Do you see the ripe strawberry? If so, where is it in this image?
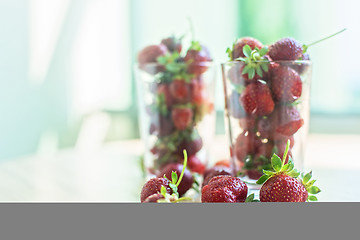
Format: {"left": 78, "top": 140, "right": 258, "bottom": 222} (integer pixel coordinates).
{"left": 190, "top": 77, "right": 206, "bottom": 105}
{"left": 230, "top": 37, "right": 263, "bottom": 60}
{"left": 202, "top": 166, "right": 232, "bottom": 187}
{"left": 175, "top": 136, "right": 203, "bottom": 156}
{"left": 270, "top": 65, "right": 302, "bottom": 103}
{"left": 149, "top": 114, "right": 174, "bottom": 137}
{"left": 184, "top": 42, "right": 212, "bottom": 75}
{"left": 137, "top": 44, "right": 168, "bottom": 73}
{"left": 268, "top": 37, "right": 303, "bottom": 61}
{"left": 292, "top": 52, "right": 311, "bottom": 74}
{"left": 256, "top": 116, "right": 276, "bottom": 139}
{"left": 234, "top": 131, "right": 261, "bottom": 162}
{"left": 157, "top": 163, "right": 193, "bottom": 197}
{"left": 169, "top": 79, "right": 191, "bottom": 103}
{"left": 140, "top": 177, "right": 172, "bottom": 202}
{"left": 157, "top": 83, "right": 174, "bottom": 107}
{"left": 257, "top": 140, "right": 321, "bottom": 202}
{"left": 271, "top": 105, "right": 304, "bottom": 136}
{"left": 171, "top": 107, "right": 193, "bottom": 130}
{"left": 239, "top": 116, "right": 257, "bottom": 131}
{"left": 143, "top": 193, "right": 166, "bottom": 203}
{"left": 240, "top": 81, "right": 275, "bottom": 116}
{"left": 186, "top": 155, "right": 205, "bottom": 174}
{"left": 161, "top": 36, "right": 182, "bottom": 53}
{"left": 201, "top": 175, "right": 248, "bottom": 203}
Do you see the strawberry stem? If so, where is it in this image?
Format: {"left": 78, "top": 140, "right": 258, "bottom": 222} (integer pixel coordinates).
{"left": 303, "top": 28, "right": 346, "bottom": 52}
{"left": 176, "top": 150, "right": 188, "bottom": 187}
{"left": 282, "top": 139, "right": 290, "bottom": 166}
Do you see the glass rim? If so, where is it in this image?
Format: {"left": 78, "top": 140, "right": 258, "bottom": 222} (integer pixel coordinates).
{"left": 136, "top": 61, "right": 214, "bottom": 68}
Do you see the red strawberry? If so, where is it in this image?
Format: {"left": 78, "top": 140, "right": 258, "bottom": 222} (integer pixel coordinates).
{"left": 201, "top": 175, "right": 248, "bottom": 203}
{"left": 157, "top": 163, "right": 193, "bottom": 197}
{"left": 239, "top": 116, "right": 257, "bottom": 131}
{"left": 186, "top": 155, "right": 205, "bottom": 174}
{"left": 271, "top": 105, "right": 304, "bottom": 136}
{"left": 190, "top": 77, "right": 206, "bottom": 105}
{"left": 256, "top": 141, "right": 275, "bottom": 159}
{"left": 175, "top": 136, "right": 203, "bottom": 156}
{"left": 143, "top": 193, "right": 165, "bottom": 203}
{"left": 231, "top": 37, "right": 263, "bottom": 60}
{"left": 270, "top": 65, "right": 302, "bottom": 103}
{"left": 184, "top": 43, "right": 212, "bottom": 75}
{"left": 234, "top": 131, "right": 261, "bottom": 162}
{"left": 272, "top": 133, "right": 295, "bottom": 148}
{"left": 169, "top": 79, "right": 191, "bottom": 103}
{"left": 149, "top": 114, "right": 174, "bottom": 137}
{"left": 140, "top": 177, "right": 172, "bottom": 202}
{"left": 161, "top": 36, "right": 182, "bottom": 53}
{"left": 202, "top": 166, "right": 232, "bottom": 187}
{"left": 257, "top": 140, "right": 321, "bottom": 202}
{"left": 137, "top": 44, "right": 168, "bottom": 73}
{"left": 240, "top": 81, "right": 275, "bottom": 116}
{"left": 268, "top": 37, "right": 303, "bottom": 61}
{"left": 157, "top": 83, "right": 174, "bottom": 107}
{"left": 246, "top": 169, "right": 263, "bottom": 180}
{"left": 256, "top": 116, "right": 276, "bottom": 139}
{"left": 171, "top": 107, "right": 193, "bottom": 130}
{"left": 292, "top": 52, "right": 311, "bottom": 74}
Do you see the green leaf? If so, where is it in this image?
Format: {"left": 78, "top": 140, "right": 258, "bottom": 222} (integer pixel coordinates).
{"left": 248, "top": 68, "right": 255, "bottom": 80}
{"left": 171, "top": 171, "right": 178, "bottom": 184}
{"left": 255, "top": 65, "right": 263, "bottom": 77}
{"left": 286, "top": 159, "right": 295, "bottom": 172}
{"left": 169, "top": 183, "right": 178, "bottom": 193}
{"left": 308, "top": 195, "right": 318, "bottom": 201}
{"left": 256, "top": 175, "right": 270, "bottom": 184}
{"left": 303, "top": 172, "right": 312, "bottom": 184}
{"left": 308, "top": 186, "right": 321, "bottom": 194}
{"left": 271, "top": 154, "right": 282, "bottom": 172}
{"left": 226, "top": 48, "right": 232, "bottom": 60}
{"left": 157, "top": 56, "right": 168, "bottom": 65}
{"left": 241, "top": 64, "right": 252, "bottom": 75}
{"left": 287, "top": 169, "right": 300, "bottom": 178}
{"left": 160, "top": 185, "right": 167, "bottom": 197}
{"left": 259, "top": 46, "right": 269, "bottom": 56}
{"left": 243, "top": 45, "right": 252, "bottom": 58}
{"left": 245, "top": 193, "right": 255, "bottom": 202}
{"left": 260, "top": 62, "right": 269, "bottom": 72}
{"left": 306, "top": 179, "right": 316, "bottom": 188}
{"left": 262, "top": 170, "right": 274, "bottom": 175}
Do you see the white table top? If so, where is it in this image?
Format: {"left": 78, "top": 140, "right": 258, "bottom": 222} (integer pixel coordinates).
{"left": 0, "top": 134, "right": 359, "bottom": 202}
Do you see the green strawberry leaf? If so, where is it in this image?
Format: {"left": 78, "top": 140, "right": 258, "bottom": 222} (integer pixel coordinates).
{"left": 271, "top": 154, "right": 282, "bottom": 172}
{"left": 171, "top": 171, "right": 178, "bottom": 184}
{"left": 303, "top": 171, "right": 312, "bottom": 184}
{"left": 308, "top": 195, "right": 318, "bottom": 201}
{"left": 243, "top": 45, "right": 252, "bottom": 58}
{"left": 248, "top": 68, "right": 255, "bottom": 80}
{"left": 306, "top": 179, "right": 316, "bottom": 188}
{"left": 256, "top": 174, "right": 270, "bottom": 184}
{"left": 157, "top": 56, "right": 168, "bottom": 65}
{"left": 226, "top": 48, "right": 232, "bottom": 60}
{"left": 255, "top": 65, "right": 263, "bottom": 77}
{"left": 287, "top": 169, "right": 300, "bottom": 178}
{"left": 242, "top": 64, "right": 252, "bottom": 75}
{"left": 245, "top": 193, "right": 255, "bottom": 202}
{"left": 262, "top": 170, "right": 275, "bottom": 175}
{"left": 160, "top": 185, "right": 167, "bottom": 197}
{"left": 260, "top": 62, "right": 269, "bottom": 72}
{"left": 259, "top": 46, "right": 269, "bottom": 56}
{"left": 169, "top": 183, "right": 178, "bottom": 193}
{"left": 308, "top": 186, "right": 321, "bottom": 194}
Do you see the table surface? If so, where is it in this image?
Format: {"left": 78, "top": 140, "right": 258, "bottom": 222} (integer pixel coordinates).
{"left": 1, "top": 134, "right": 359, "bottom": 202}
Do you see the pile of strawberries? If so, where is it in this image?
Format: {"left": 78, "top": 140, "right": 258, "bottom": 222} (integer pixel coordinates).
{"left": 225, "top": 36, "right": 311, "bottom": 180}
{"left": 140, "top": 143, "right": 320, "bottom": 203}
{"left": 137, "top": 36, "right": 213, "bottom": 173}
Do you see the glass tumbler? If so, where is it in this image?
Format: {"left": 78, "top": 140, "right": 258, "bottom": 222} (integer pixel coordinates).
{"left": 221, "top": 60, "right": 311, "bottom": 183}
{"left": 135, "top": 62, "right": 216, "bottom": 177}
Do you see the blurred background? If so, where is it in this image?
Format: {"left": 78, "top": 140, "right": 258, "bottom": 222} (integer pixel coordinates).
{"left": 1, "top": 0, "right": 360, "bottom": 162}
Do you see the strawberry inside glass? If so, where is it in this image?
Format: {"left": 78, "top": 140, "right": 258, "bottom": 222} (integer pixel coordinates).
{"left": 222, "top": 37, "right": 312, "bottom": 183}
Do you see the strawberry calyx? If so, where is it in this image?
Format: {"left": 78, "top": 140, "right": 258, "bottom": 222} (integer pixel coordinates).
{"left": 236, "top": 45, "right": 270, "bottom": 80}
{"left": 159, "top": 150, "right": 193, "bottom": 203}
{"left": 300, "top": 171, "right": 321, "bottom": 202}
{"left": 256, "top": 140, "right": 321, "bottom": 202}
{"left": 245, "top": 193, "right": 260, "bottom": 202}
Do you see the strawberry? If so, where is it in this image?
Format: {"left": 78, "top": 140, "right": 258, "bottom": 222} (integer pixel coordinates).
{"left": 240, "top": 81, "right": 275, "bottom": 116}
{"left": 292, "top": 52, "right": 311, "bottom": 74}
{"left": 186, "top": 155, "right": 205, "bottom": 174}
{"left": 256, "top": 116, "right": 276, "bottom": 139}
{"left": 157, "top": 163, "right": 193, "bottom": 196}
{"left": 239, "top": 116, "right": 257, "bottom": 131}
{"left": 201, "top": 175, "right": 248, "bottom": 203}
{"left": 202, "top": 166, "right": 232, "bottom": 187}
{"left": 175, "top": 136, "right": 203, "bottom": 156}
{"left": 161, "top": 36, "right": 182, "bottom": 53}
{"left": 149, "top": 114, "right": 174, "bottom": 137}
{"left": 190, "top": 77, "right": 206, "bottom": 105}
{"left": 140, "top": 177, "right": 172, "bottom": 202}
{"left": 234, "top": 131, "right": 261, "bottom": 162}
{"left": 143, "top": 193, "right": 166, "bottom": 203}
{"left": 271, "top": 105, "right": 304, "bottom": 136}
{"left": 257, "top": 140, "right": 321, "bottom": 202}
{"left": 268, "top": 37, "right": 303, "bottom": 61}
{"left": 137, "top": 44, "right": 168, "bottom": 73}
{"left": 169, "top": 79, "right": 191, "bottom": 103}
{"left": 157, "top": 83, "right": 174, "bottom": 107}
{"left": 270, "top": 65, "right": 302, "bottom": 103}
{"left": 228, "top": 37, "right": 263, "bottom": 60}
{"left": 171, "top": 106, "right": 193, "bottom": 130}
{"left": 184, "top": 41, "right": 212, "bottom": 75}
